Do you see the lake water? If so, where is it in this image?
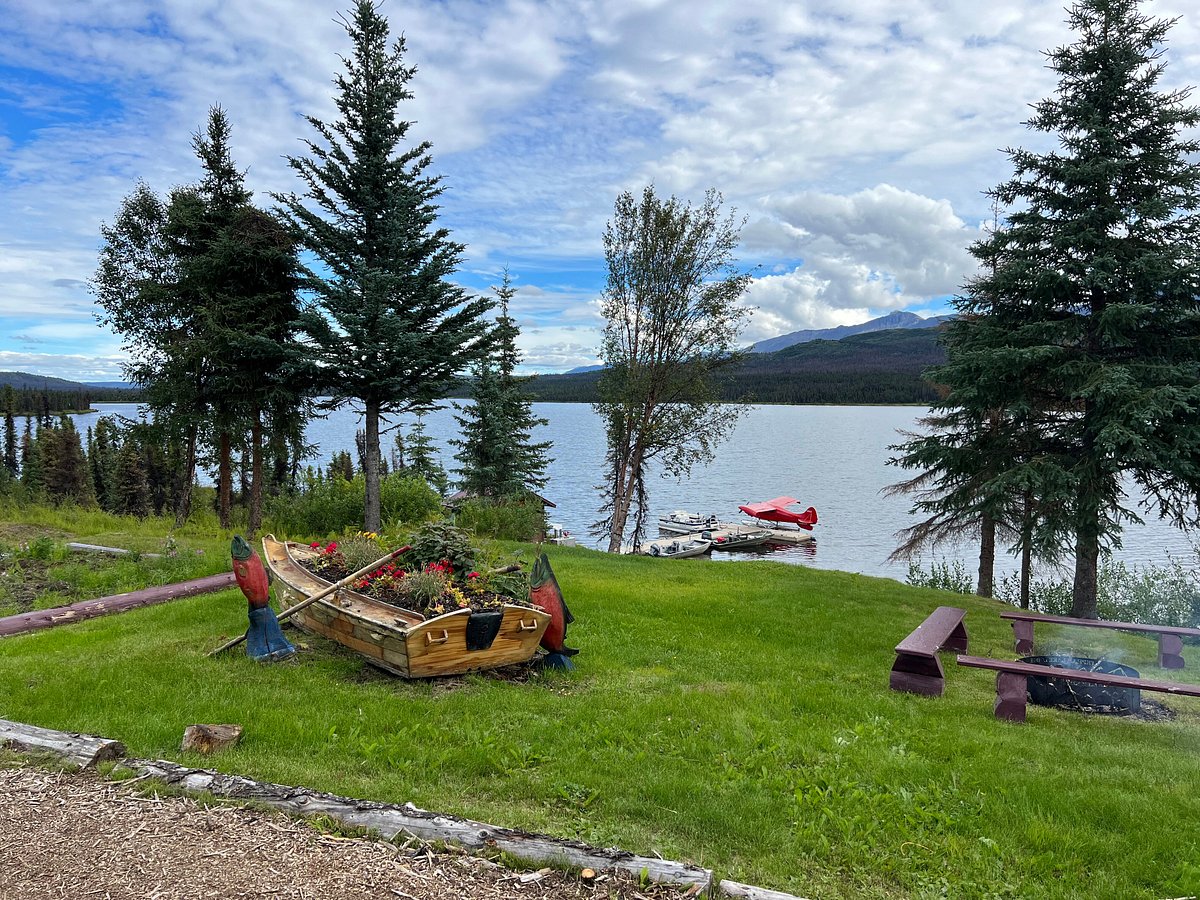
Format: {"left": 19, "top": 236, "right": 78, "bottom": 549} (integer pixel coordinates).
{"left": 74, "top": 402, "right": 1198, "bottom": 582}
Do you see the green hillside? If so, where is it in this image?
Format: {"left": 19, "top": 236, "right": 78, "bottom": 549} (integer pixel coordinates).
{"left": 508, "top": 327, "right": 947, "bottom": 404}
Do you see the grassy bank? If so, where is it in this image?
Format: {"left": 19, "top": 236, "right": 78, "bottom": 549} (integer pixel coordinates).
{"left": 1, "top": 508, "right": 1198, "bottom": 898}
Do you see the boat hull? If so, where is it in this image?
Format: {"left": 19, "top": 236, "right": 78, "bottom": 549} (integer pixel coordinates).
{"left": 642, "top": 537, "right": 712, "bottom": 559}
{"left": 262, "top": 537, "right": 550, "bottom": 678}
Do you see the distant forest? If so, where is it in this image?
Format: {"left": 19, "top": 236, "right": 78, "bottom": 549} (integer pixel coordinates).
{"left": 0, "top": 374, "right": 139, "bottom": 415}
{"left": 466, "top": 328, "right": 948, "bottom": 405}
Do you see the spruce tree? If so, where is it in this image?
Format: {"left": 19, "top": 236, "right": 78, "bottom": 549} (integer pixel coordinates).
{"left": 406, "top": 412, "right": 447, "bottom": 496}
{"left": 114, "top": 442, "right": 151, "bottom": 517}
{"left": 2, "top": 385, "right": 16, "bottom": 479}
{"left": 941, "top": 0, "right": 1200, "bottom": 617}
{"left": 277, "top": 0, "right": 493, "bottom": 533}
{"left": 453, "top": 272, "right": 551, "bottom": 499}
{"left": 41, "top": 417, "right": 94, "bottom": 505}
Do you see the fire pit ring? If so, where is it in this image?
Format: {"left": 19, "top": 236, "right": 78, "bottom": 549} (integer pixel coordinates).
{"left": 1020, "top": 655, "right": 1141, "bottom": 713}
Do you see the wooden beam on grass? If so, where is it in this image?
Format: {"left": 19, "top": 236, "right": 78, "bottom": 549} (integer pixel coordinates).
{"left": 0, "top": 719, "right": 127, "bottom": 768}
{"left": 0, "top": 572, "right": 236, "bottom": 638}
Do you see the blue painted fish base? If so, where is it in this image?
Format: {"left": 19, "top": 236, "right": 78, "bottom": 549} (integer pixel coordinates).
{"left": 245, "top": 606, "right": 296, "bottom": 662}
{"left": 541, "top": 651, "right": 575, "bottom": 671}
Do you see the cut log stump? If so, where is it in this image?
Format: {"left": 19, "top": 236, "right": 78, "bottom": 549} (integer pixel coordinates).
{"left": 181, "top": 724, "right": 243, "bottom": 754}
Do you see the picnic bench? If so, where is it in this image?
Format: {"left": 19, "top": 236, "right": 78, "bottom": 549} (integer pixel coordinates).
{"left": 956, "top": 654, "right": 1200, "bottom": 722}
{"left": 889, "top": 606, "right": 968, "bottom": 696}
{"left": 999, "top": 611, "right": 1200, "bottom": 670}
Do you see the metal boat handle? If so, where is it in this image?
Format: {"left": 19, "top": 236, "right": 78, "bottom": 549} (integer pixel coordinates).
{"left": 425, "top": 629, "right": 449, "bottom": 645}
{"left": 517, "top": 619, "right": 539, "bottom": 632}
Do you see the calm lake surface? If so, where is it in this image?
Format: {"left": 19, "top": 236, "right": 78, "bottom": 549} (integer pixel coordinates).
{"left": 78, "top": 402, "right": 1198, "bottom": 582}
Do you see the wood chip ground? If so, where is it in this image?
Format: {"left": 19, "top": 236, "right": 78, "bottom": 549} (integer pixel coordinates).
{"left": 0, "top": 766, "right": 695, "bottom": 900}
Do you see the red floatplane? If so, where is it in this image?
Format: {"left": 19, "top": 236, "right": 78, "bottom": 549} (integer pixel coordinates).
{"left": 738, "top": 496, "right": 819, "bottom": 543}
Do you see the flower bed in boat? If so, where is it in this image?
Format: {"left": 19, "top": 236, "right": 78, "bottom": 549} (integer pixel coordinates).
{"left": 297, "top": 532, "right": 533, "bottom": 619}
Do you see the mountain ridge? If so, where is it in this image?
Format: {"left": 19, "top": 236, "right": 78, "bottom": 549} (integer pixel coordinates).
{"left": 749, "top": 310, "right": 952, "bottom": 354}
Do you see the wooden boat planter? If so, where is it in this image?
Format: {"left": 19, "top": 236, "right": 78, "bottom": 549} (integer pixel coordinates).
{"left": 262, "top": 536, "right": 550, "bottom": 679}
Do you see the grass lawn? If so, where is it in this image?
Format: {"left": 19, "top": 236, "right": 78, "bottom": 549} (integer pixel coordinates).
{"left": 1, "top": 507, "right": 1199, "bottom": 899}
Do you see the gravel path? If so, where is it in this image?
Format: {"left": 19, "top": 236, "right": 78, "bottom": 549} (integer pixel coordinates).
{"left": 0, "top": 766, "right": 695, "bottom": 900}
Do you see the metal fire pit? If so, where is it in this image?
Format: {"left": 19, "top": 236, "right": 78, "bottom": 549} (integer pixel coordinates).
{"left": 1021, "top": 655, "right": 1141, "bottom": 712}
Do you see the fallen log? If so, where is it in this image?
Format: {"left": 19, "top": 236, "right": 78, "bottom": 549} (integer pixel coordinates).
{"left": 719, "top": 880, "right": 812, "bottom": 900}
{"left": 127, "top": 758, "right": 714, "bottom": 893}
{"left": 0, "top": 572, "right": 236, "bottom": 638}
{"left": 0, "top": 718, "right": 126, "bottom": 768}
{"left": 66, "top": 542, "right": 162, "bottom": 558}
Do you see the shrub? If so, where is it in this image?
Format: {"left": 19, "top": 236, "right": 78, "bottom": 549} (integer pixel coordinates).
{"left": 993, "top": 554, "right": 1200, "bottom": 627}
{"left": 266, "top": 471, "right": 441, "bottom": 537}
{"left": 453, "top": 497, "right": 547, "bottom": 542}
{"left": 399, "top": 520, "right": 476, "bottom": 578}
{"left": 905, "top": 559, "right": 973, "bottom": 595}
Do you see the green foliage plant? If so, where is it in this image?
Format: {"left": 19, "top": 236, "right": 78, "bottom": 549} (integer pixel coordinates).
{"left": 400, "top": 520, "right": 476, "bottom": 577}
{"left": 933, "top": 0, "right": 1200, "bottom": 618}
{"left": 276, "top": 0, "right": 494, "bottom": 534}
{"left": 452, "top": 270, "right": 552, "bottom": 500}
{"left": 593, "top": 186, "right": 754, "bottom": 552}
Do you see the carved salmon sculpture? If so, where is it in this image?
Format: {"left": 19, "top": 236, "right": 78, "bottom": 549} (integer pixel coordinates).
{"left": 231, "top": 535, "right": 295, "bottom": 662}
{"left": 529, "top": 552, "right": 577, "bottom": 667}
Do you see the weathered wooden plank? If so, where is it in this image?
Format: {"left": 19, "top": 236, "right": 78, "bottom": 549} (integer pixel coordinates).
{"left": 0, "top": 572, "right": 237, "bottom": 638}
{"left": 718, "top": 880, "right": 812, "bottom": 900}
{"left": 127, "top": 758, "right": 713, "bottom": 892}
{"left": 0, "top": 718, "right": 126, "bottom": 767}
{"left": 66, "top": 542, "right": 162, "bottom": 558}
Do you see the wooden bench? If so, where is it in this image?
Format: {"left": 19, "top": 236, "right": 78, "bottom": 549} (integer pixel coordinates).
{"left": 999, "top": 611, "right": 1200, "bottom": 670}
{"left": 889, "top": 606, "right": 968, "bottom": 696}
{"left": 957, "top": 654, "right": 1200, "bottom": 722}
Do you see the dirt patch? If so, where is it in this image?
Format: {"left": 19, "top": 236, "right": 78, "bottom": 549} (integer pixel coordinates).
{"left": 0, "top": 557, "right": 71, "bottom": 615}
{"left": 0, "top": 765, "right": 696, "bottom": 900}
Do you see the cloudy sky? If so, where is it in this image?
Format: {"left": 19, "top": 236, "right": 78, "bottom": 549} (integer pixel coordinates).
{"left": 2, "top": 0, "right": 1198, "bottom": 381}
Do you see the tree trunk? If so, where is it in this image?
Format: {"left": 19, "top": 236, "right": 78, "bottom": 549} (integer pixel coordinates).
{"left": 1071, "top": 525, "right": 1100, "bottom": 619}
{"left": 976, "top": 512, "right": 995, "bottom": 598}
{"left": 606, "top": 440, "right": 642, "bottom": 553}
{"left": 248, "top": 410, "right": 264, "bottom": 538}
{"left": 218, "top": 428, "right": 232, "bottom": 529}
{"left": 364, "top": 399, "right": 382, "bottom": 533}
{"left": 1020, "top": 536, "right": 1031, "bottom": 610}
{"left": 173, "top": 426, "right": 197, "bottom": 528}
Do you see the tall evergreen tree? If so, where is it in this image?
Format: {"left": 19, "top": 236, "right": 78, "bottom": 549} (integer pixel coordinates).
{"left": 95, "top": 108, "right": 304, "bottom": 531}
{"left": 277, "top": 0, "right": 493, "bottom": 533}
{"left": 41, "top": 417, "right": 94, "bottom": 505}
{"left": 19, "top": 418, "right": 41, "bottom": 497}
{"left": 3, "top": 386, "right": 17, "bottom": 478}
{"left": 453, "top": 271, "right": 552, "bottom": 498}
{"left": 406, "top": 412, "right": 447, "bottom": 496}
{"left": 937, "top": 0, "right": 1200, "bottom": 617}
{"left": 113, "top": 440, "right": 152, "bottom": 517}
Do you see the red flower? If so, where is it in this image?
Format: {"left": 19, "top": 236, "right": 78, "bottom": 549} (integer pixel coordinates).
{"left": 468, "top": 572, "right": 480, "bottom": 579}
{"left": 310, "top": 541, "right": 320, "bottom": 549}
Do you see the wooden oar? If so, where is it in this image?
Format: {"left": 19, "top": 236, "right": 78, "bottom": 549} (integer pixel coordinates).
{"left": 208, "top": 545, "right": 410, "bottom": 657}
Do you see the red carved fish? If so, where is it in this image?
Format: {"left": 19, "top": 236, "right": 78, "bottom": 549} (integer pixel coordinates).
{"left": 231, "top": 535, "right": 271, "bottom": 609}
{"left": 529, "top": 552, "right": 577, "bottom": 657}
